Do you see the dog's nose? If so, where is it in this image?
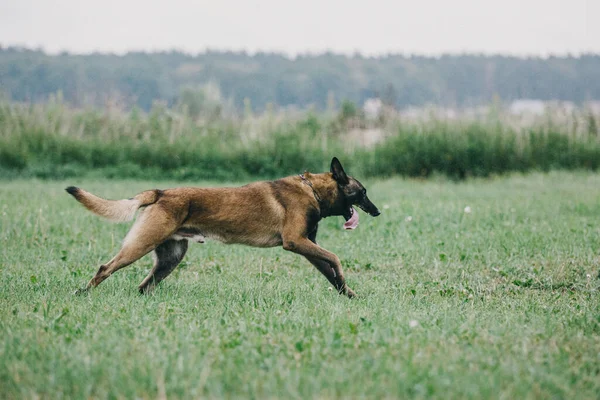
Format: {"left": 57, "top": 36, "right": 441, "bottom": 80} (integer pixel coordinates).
{"left": 372, "top": 210, "right": 381, "bottom": 217}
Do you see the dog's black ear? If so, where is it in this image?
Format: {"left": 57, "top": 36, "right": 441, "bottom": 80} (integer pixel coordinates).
{"left": 330, "top": 157, "right": 349, "bottom": 184}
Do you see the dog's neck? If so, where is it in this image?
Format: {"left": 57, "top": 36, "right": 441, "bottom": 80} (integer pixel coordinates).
{"left": 302, "top": 172, "right": 347, "bottom": 218}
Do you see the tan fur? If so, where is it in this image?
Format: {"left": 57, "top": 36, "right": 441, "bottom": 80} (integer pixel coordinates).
{"left": 67, "top": 159, "right": 380, "bottom": 297}
{"left": 69, "top": 188, "right": 160, "bottom": 222}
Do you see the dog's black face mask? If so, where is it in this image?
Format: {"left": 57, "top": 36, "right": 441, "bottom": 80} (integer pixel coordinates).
{"left": 330, "top": 157, "right": 381, "bottom": 220}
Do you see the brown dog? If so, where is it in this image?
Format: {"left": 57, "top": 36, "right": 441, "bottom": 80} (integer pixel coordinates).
{"left": 66, "top": 157, "right": 380, "bottom": 297}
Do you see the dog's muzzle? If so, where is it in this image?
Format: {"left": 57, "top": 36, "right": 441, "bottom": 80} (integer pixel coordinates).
{"left": 357, "top": 198, "right": 380, "bottom": 217}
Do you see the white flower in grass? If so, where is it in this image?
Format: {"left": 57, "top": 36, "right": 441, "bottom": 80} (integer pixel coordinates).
{"left": 464, "top": 206, "right": 472, "bottom": 213}
{"left": 409, "top": 320, "right": 419, "bottom": 328}
{"left": 405, "top": 216, "right": 413, "bottom": 222}
{"left": 383, "top": 204, "right": 390, "bottom": 210}
{"left": 586, "top": 274, "right": 591, "bottom": 279}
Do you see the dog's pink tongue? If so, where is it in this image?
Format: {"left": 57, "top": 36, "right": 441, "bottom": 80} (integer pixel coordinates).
{"left": 343, "top": 208, "right": 359, "bottom": 230}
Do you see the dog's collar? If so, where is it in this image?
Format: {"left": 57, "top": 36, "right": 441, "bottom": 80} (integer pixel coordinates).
{"left": 299, "top": 172, "right": 323, "bottom": 211}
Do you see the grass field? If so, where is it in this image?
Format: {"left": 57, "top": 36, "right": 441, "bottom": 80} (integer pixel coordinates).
{"left": 1, "top": 172, "right": 599, "bottom": 399}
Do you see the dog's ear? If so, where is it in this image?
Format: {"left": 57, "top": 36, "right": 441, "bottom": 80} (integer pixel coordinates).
{"left": 330, "top": 157, "right": 349, "bottom": 184}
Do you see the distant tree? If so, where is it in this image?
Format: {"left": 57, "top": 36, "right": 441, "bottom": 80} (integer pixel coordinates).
{"left": 381, "top": 83, "right": 397, "bottom": 109}
{"left": 589, "top": 113, "right": 598, "bottom": 137}
{"left": 1, "top": 48, "right": 599, "bottom": 111}
{"left": 177, "top": 88, "right": 205, "bottom": 119}
{"left": 340, "top": 100, "right": 357, "bottom": 120}
{"left": 176, "top": 82, "right": 225, "bottom": 120}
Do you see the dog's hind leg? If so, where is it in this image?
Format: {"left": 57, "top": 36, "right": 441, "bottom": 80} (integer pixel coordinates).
{"left": 138, "top": 239, "right": 188, "bottom": 294}
{"left": 76, "top": 207, "right": 180, "bottom": 294}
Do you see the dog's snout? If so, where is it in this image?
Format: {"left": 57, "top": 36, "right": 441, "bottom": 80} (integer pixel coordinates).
{"left": 359, "top": 196, "right": 381, "bottom": 217}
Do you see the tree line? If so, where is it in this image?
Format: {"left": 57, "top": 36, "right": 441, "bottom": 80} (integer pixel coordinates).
{"left": 1, "top": 47, "right": 599, "bottom": 111}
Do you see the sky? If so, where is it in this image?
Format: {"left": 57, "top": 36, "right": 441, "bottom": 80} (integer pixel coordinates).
{"left": 0, "top": 0, "right": 597, "bottom": 57}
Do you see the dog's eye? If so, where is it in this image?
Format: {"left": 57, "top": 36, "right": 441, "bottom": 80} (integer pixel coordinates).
{"left": 362, "top": 189, "right": 367, "bottom": 196}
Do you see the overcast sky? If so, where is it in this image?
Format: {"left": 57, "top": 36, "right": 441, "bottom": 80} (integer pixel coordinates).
{"left": 0, "top": 0, "right": 597, "bottom": 57}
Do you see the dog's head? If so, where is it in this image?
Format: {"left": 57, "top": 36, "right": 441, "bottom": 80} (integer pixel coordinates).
{"left": 330, "top": 157, "right": 381, "bottom": 222}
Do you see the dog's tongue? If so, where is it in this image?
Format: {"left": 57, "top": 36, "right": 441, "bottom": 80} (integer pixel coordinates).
{"left": 343, "top": 207, "right": 359, "bottom": 230}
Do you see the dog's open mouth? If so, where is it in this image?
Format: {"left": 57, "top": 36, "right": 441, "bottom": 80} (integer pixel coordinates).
{"left": 343, "top": 207, "right": 359, "bottom": 230}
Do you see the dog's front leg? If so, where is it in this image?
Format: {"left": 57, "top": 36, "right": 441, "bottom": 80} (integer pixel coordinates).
{"left": 303, "top": 227, "right": 343, "bottom": 293}
{"left": 303, "top": 255, "right": 338, "bottom": 288}
{"left": 282, "top": 237, "right": 355, "bottom": 298}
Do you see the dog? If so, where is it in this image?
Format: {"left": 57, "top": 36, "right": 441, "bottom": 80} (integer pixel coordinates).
{"left": 66, "top": 157, "right": 380, "bottom": 298}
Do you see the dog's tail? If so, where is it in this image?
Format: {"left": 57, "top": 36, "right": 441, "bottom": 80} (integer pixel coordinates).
{"left": 65, "top": 186, "right": 161, "bottom": 222}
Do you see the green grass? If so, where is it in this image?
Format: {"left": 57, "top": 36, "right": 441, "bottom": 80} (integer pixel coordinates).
{"left": 1, "top": 172, "right": 599, "bottom": 399}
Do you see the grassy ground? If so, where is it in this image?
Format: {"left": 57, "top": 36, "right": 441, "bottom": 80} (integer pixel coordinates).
{"left": 1, "top": 172, "right": 599, "bottom": 399}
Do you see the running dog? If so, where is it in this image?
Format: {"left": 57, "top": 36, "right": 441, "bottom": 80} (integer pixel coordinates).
{"left": 66, "top": 157, "right": 380, "bottom": 298}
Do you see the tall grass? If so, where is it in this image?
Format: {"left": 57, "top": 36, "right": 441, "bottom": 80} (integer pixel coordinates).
{"left": 362, "top": 122, "right": 600, "bottom": 179}
{"left": 0, "top": 101, "right": 599, "bottom": 180}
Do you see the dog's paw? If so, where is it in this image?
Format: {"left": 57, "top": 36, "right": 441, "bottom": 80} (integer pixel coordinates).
{"left": 73, "top": 288, "right": 89, "bottom": 296}
{"left": 138, "top": 286, "right": 156, "bottom": 295}
{"left": 346, "top": 288, "right": 358, "bottom": 299}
